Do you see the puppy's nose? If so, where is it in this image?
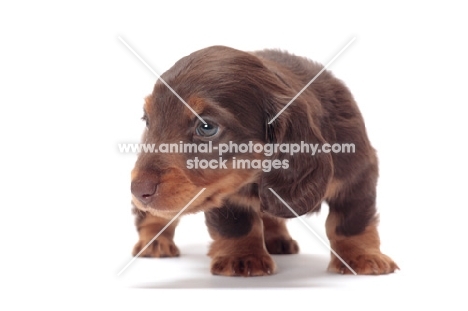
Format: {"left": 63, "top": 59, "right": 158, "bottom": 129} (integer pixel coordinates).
{"left": 131, "top": 181, "right": 158, "bottom": 204}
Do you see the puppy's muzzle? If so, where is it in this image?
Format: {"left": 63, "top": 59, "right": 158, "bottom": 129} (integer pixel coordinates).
{"left": 131, "top": 179, "right": 158, "bottom": 205}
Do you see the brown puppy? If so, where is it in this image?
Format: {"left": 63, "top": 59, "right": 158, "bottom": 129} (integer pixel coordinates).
{"left": 130, "top": 46, "right": 398, "bottom": 276}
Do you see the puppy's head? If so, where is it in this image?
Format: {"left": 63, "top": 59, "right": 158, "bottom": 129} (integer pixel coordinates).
{"left": 130, "top": 46, "right": 332, "bottom": 219}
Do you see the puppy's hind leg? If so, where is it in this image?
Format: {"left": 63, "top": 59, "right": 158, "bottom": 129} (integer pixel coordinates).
{"left": 325, "top": 165, "right": 399, "bottom": 275}
{"left": 132, "top": 206, "right": 180, "bottom": 258}
{"left": 262, "top": 213, "right": 299, "bottom": 255}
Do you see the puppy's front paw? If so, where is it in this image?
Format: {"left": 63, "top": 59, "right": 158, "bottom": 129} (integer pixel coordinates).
{"left": 132, "top": 236, "right": 180, "bottom": 258}
{"left": 211, "top": 254, "right": 277, "bottom": 277}
{"left": 328, "top": 252, "right": 399, "bottom": 275}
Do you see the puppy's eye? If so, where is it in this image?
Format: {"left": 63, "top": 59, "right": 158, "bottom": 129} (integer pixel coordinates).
{"left": 142, "top": 116, "right": 149, "bottom": 128}
{"left": 196, "top": 123, "right": 219, "bottom": 137}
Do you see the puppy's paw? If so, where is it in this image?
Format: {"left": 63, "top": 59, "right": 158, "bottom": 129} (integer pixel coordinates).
{"left": 328, "top": 252, "right": 399, "bottom": 275}
{"left": 265, "top": 238, "right": 299, "bottom": 254}
{"left": 211, "top": 254, "right": 277, "bottom": 277}
{"left": 132, "top": 236, "right": 180, "bottom": 258}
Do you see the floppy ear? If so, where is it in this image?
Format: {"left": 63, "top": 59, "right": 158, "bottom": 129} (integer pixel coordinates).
{"left": 260, "top": 98, "right": 333, "bottom": 218}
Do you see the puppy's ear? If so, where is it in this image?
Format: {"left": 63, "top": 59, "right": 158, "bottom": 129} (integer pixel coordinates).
{"left": 260, "top": 98, "right": 333, "bottom": 218}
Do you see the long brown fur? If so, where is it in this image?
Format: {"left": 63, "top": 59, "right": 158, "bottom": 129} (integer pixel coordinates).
{"left": 130, "top": 46, "right": 398, "bottom": 276}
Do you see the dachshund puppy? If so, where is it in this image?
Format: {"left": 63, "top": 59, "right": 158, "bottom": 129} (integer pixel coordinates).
{"left": 130, "top": 46, "right": 398, "bottom": 276}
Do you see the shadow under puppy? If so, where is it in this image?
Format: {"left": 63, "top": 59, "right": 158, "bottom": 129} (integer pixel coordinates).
{"left": 130, "top": 46, "right": 398, "bottom": 276}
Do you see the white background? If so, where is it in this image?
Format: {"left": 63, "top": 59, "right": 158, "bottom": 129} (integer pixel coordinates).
{"left": 1, "top": 0, "right": 467, "bottom": 310}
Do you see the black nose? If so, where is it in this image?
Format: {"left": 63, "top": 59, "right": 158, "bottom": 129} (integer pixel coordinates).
{"left": 131, "top": 181, "right": 158, "bottom": 204}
